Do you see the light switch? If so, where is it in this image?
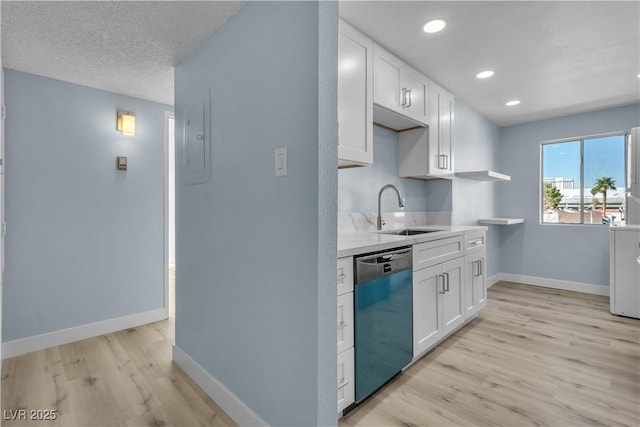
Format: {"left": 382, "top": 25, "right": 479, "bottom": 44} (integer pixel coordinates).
{"left": 116, "top": 156, "right": 127, "bottom": 171}
{"left": 275, "top": 146, "right": 287, "bottom": 176}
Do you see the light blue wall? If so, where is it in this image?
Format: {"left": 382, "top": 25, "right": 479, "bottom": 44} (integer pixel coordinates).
{"left": 3, "top": 69, "right": 170, "bottom": 341}
{"left": 339, "top": 125, "right": 430, "bottom": 212}
{"left": 499, "top": 103, "right": 640, "bottom": 286}
{"left": 451, "top": 100, "right": 502, "bottom": 277}
{"left": 174, "top": 2, "right": 337, "bottom": 426}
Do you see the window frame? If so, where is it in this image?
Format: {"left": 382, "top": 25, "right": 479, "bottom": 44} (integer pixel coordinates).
{"left": 539, "top": 130, "right": 628, "bottom": 226}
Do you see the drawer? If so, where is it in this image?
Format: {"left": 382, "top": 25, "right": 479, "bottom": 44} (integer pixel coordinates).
{"left": 465, "top": 231, "right": 486, "bottom": 254}
{"left": 337, "top": 347, "right": 355, "bottom": 414}
{"left": 337, "top": 256, "right": 354, "bottom": 295}
{"left": 337, "top": 292, "right": 354, "bottom": 354}
{"left": 413, "top": 235, "right": 464, "bottom": 270}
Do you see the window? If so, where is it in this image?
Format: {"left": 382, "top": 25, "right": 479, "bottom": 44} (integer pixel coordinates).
{"left": 541, "top": 133, "right": 626, "bottom": 225}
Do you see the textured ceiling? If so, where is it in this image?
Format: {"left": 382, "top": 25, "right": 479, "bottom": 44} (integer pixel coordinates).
{"left": 340, "top": 1, "right": 640, "bottom": 126}
{"left": 2, "top": 1, "right": 638, "bottom": 125}
{"left": 1, "top": 1, "right": 244, "bottom": 106}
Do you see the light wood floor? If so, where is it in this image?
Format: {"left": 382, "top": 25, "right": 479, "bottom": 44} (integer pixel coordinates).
{"left": 1, "top": 267, "right": 237, "bottom": 427}
{"left": 341, "top": 281, "right": 640, "bottom": 427}
{"left": 2, "top": 280, "right": 639, "bottom": 426}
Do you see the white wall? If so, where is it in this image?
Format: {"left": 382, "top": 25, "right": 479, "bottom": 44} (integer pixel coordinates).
{"left": 3, "top": 70, "right": 170, "bottom": 343}
{"left": 174, "top": 2, "right": 337, "bottom": 425}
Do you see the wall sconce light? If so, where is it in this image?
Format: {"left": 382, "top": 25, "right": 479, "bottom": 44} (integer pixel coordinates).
{"left": 117, "top": 111, "right": 136, "bottom": 136}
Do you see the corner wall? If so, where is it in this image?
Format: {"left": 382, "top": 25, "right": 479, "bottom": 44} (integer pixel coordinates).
{"left": 450, "top": 100, "right": 502, "bottom": 277}
{"left": 174, "top": 2, "right": 337, "bottom": 425}
{"left": 498, "top": 103, "right": 640, "bottom": 288}
{"left": 2, "top": 70, "right": 170, "bottom": 345}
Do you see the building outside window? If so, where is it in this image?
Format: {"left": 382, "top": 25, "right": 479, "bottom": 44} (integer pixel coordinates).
{"left": 541, "top": 133, "right": 626, "bottom": 225}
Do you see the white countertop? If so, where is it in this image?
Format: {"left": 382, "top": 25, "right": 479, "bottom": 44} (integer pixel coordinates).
{"left": 610, "top": 224, "right": 640, "bottom": 232}
{"left": 338, "top": 225, "right": 487, "bottom": 258}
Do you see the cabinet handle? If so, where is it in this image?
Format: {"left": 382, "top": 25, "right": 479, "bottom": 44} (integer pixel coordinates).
{"left": 337, "top": 320, "right": 348, "bottom": 330}
{"left": 438, "top": 274, "right": 446, "bottom": 294}
{"left": 337, "top": 274, "right": 348, "bottom": 283}
{"left": 479, "top": 260, "right": 483, "bottom": 276}
{"left": 337, "top": 379, "right": 349, "bottom": 390}
{"left": 439, "top": 154, "right": 446, "bottom": 169}
{"left": 400, "top": 87, "right": 407, "bottom": 107}
{"left": 474, "top": 260, "right": 480, "bottom": 277}
{"left": 406, "top": 89, "right": 412, "bottom": 108}
{"left": 444, "top": 272, "right": 450, "bottom": 292}
{"left": 444, "top": 154, "right": 449, "bottom": 170}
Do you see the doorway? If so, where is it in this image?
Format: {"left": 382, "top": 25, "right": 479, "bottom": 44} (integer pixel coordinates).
{"left": 165, "top": 112, "right": 175, "bottom": 338}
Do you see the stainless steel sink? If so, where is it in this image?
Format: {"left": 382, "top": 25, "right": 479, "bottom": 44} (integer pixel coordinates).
{"left": 380, "top": 229, "right": 439, "bottom": 236}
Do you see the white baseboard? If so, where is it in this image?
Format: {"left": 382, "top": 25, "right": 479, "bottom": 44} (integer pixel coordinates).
{"left": 172, "top": 345, "right": 268, "bottom": 427}
{"left": 2, "top": 308, "right": 168, "bottom": 359}
{"left": 492, "top": 272, "right": 609, "bottom": 296}
{"left": 487, "top": 274, "right": 501, "bottom": 288}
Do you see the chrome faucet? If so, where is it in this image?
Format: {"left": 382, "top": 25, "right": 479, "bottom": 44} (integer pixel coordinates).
{"left": 377, "top": 184, "right": 405, "bottom": 230}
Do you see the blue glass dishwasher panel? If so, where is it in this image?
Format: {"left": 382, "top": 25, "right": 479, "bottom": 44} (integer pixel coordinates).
{"left": 355, "top": 269, "right": 413, "bottom": 403}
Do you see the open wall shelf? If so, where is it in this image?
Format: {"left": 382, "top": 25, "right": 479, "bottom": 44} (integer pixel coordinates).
{"left": 479, "top": 218, "right": 525, "bottom": 225}
{"left": 456, "top": 171, "right": 511, "bottom": 181}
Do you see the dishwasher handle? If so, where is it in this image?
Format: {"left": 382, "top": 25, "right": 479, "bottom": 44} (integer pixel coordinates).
{"left": 355, "top": 247, "right": 412, "bottom": 284}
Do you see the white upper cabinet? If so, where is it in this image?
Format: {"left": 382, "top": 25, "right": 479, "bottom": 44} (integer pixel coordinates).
{"left": 372, "top": 44, "right": 429, "bottom": 130}
{"left": 430, "top": 81, "right": 454, "bottom": 178}
{"left": 338, "top": 20, "right": 373, "bottom": 168}
{"left": 398, "top": 82, "right": 455, "bottom": 179}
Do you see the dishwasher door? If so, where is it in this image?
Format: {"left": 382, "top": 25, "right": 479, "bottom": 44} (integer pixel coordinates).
{"left": 354, "top": 247, "right": 413, "bottom": 403}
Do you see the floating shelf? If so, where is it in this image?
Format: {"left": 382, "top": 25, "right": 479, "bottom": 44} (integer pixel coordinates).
{"left": 479, "top": 218, "right": 525, "bottom": 225}
{"left": 456, "top": 171, "right": 511, "bottom": 181}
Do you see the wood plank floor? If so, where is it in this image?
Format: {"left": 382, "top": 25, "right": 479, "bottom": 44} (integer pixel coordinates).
{"left": 340, "top": 281, "right": 640, "bottom": 427}
{"left": 2, "top": 280, "right": 638, "bottom": 426}
{"left": 1, "top": 267, "right": 237, "bottom": 427}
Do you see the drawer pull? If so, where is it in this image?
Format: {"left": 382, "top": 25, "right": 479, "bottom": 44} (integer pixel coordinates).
{"left": 337, "top": 321, "right": 349, "bottom": 330}
{"left": 337, "top": 379, "right": 349, "bottom": 390}
{"left": 470, "top": 240, "right": 482, "bottom": 246}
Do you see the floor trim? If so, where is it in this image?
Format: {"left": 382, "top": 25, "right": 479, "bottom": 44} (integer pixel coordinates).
{"left": 493, "top": 272, "right": 609, "bottom": 296}
{"left": 172, "top": 345, "right": 268, "bottom": 427}
{"left": 2, "top": 308, "right": 167, "bottom": 359}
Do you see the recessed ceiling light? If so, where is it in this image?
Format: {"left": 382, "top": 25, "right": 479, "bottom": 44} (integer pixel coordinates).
{"left": 423, "top": 20, "right": 446, "bottom": 33}
{"left": 476, "top": 70, "right": 494, "bottom": 79}
{"left": 505, "top": 100, "right": 521, "bottom": 107}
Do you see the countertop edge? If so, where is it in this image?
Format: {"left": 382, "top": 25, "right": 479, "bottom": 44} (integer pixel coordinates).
{"left": 337, "top": 226, "right": 487, "bottom": 258}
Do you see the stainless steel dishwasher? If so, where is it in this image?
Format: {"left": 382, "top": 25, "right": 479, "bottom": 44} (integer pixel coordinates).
{"left": 354, "top": 246, "right": 413, "bottom": 403}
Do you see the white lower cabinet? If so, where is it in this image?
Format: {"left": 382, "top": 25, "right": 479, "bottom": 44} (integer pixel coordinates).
{"left": 413, "top": 256, "right": 464, "bottom": 357}
{"left": 441, "top": 258, "right": 465, "bottom": 334}
{"left": 337, "top": 292, "right": 354, "bottom": 354}
{"left": 337, "top": 256, "right": 355, "bottom": 414}
{"left": 337, "top": 347, "right": 355, "bottom": 413}
{"left": 464, "top": 251, "right": 487, "bottom": 316}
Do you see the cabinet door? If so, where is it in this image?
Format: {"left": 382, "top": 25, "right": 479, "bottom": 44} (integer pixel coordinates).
{"left": 464, "top": 251, "right": 486, "bottom": 317}
{"left": 474, "top": 256, "right": 487, "bottom": 310}
{"left": 429, "top": 82, "right": 454, "bottom": 177}
{"left": 441, "top": 257, "right": 465, "bottom": 335}
{"left": 337, "top": 293, "right": 354, "bottom": 354}
{"left": 413, "top": 264, "right": 443, "bottom": 357}
{"left": 373, "top": 45, "right": 402, "bottom": 115}
{"left": 337, "top": 347, "right": 355, "bottom": 413}
{"left": 439, "top": 89, "right": 454, "bottom": 177}
{"left": 402, "top": 68, "right": 429, "bottom": 125}
{"left": 428, "top": 89, "right": 443, "bottom": 177}
{"left": 338, "top": 21, "right": 373, "bottom": 167}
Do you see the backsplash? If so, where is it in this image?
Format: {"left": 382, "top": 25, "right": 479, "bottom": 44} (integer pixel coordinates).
{"left": 339, "top": 211, "right": 452, "bottom": 233}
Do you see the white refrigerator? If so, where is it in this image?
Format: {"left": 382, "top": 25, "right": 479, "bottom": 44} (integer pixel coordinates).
{"left": 610, "top": 127, "right": 640, "bottom": 319}
{"left": 626, "top": 127, "right": 640, "bottom": 225}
